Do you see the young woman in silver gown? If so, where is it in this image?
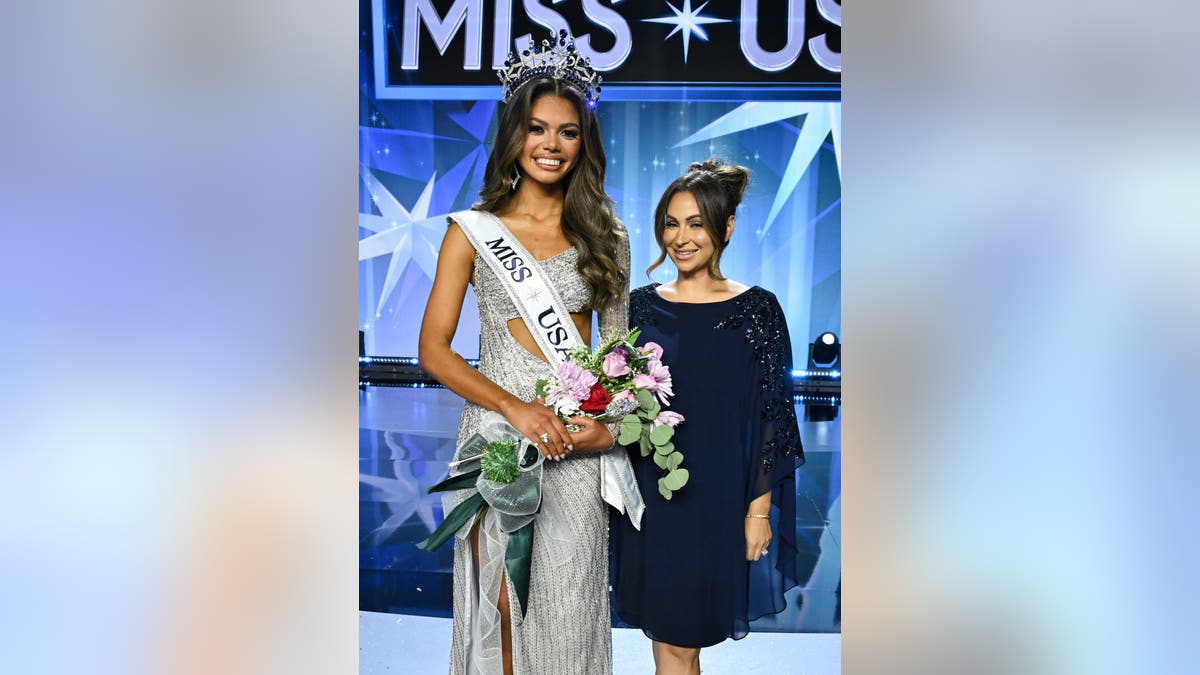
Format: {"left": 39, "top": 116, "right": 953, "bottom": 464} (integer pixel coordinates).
{"left": 418, "top": 35, "right": 635, "bottom": 675}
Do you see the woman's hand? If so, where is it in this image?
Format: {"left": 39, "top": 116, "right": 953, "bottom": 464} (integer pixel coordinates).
{"left": 564, "top": 416, "right": 616, "bottom": 453}
{"left": 745, "top": 517, "right": 772, "bottom": 562}
{"left": 501, "top": 397, "right": 573, "bottom": 461}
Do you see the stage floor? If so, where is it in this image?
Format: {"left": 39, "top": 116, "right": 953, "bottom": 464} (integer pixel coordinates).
{"left": 360, "top": 385, "right": 841, "bottom": 633}
{"left": 360, "top": 611, "right": 842, "bottom": 674}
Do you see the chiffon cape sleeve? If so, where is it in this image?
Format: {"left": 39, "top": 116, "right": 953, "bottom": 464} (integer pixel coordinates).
{"left": 742, "top": 290, "right": 805, "bottom": 622}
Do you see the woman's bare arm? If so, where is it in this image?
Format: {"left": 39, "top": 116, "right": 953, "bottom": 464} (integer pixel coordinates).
{"left": 418, "top": 221, "right": 573, "bottom": 459}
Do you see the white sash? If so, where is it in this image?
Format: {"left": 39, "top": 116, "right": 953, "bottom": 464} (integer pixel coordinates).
{"left": 451, "top": 210, "right": 644, "bottom": 529}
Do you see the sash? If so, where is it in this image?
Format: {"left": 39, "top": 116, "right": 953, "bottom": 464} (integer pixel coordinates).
{"left": 451, "top": 210, "right": 644, "bottom": 529}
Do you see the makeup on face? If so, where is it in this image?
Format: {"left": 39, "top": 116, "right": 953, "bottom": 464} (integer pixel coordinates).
{"left": 518, "top": 95, "right": 582, "bottom": 185}
{"left": 662, "top": 191, "right": 720, "bottom": 275}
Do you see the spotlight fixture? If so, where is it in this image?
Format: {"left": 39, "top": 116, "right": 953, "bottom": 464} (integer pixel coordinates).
{"left": 803, "top": 332, "right": 840, "bottom": 421}
{"left": 808, "top": 332, "right": 840, "bottom": 370}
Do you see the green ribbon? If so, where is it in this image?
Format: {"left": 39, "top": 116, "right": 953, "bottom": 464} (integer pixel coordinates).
{"left": 418, "top": 462, "right": 538, "bottom": 617}
{"left": 427, "top": 468, "right": 482, "bottom": 494}
{"left": 415, "top": 491, "right": 485, "bottom": 552}
{"left": 504, "top": 521, "right": 534, "bottom": 616}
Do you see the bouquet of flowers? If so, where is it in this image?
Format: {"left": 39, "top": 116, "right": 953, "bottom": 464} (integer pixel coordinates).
{"left": 535, "top": 328, "right": 689, "bottom": 499}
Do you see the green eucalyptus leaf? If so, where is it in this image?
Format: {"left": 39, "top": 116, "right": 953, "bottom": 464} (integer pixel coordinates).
{"left": 652, "top": 452, "right": 668, "bottom": 469}
{"left": 662, "top": 468, "right": 689, "bottom": 491}
{"left": 655, "top": 441, "right": 674, "bottom": 456}
{"left": 636, "top": 388, "right": 656, "bottom": 410}
{"left": 617, "top": 414, "right": 642, "bottom": 445}
{"left": 662, "top": 468, "right": 691, "bottom": 487}
{"left": 649, "top": 424, "right": 673, "bottom": 446}
{"left": 657, "top": 478, "right": 672, "bottom": 500}
{"left": 643, "top": 398, "right": 661, "bottom": 420}
{"left": 617, "top": 425, "right": 640, "bottom": 446}
{"left": 667, "top": 451, "right": 684, "bottom": 470}
{"left": 638, "top": 433, "right": 652, "bottom": 457}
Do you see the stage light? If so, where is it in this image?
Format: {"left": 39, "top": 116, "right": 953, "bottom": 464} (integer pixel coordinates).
{"left": 802, "top": 332, "right": 840, "bottom": 421}
{"left": 808, "top": 332, "right": 840, "bottom": 370}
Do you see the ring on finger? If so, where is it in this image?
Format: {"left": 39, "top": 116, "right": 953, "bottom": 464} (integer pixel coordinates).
{"left": 539, "top": 432, "right": 551, "bottom": 444}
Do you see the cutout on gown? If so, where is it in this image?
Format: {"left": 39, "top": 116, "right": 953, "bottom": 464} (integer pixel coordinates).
{"left": 505, "top": 314, "right": 591, "bottom": 363}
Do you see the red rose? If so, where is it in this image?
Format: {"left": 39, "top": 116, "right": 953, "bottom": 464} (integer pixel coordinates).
{"left": 579, "top": 383, "right": 612, "bottom": 414}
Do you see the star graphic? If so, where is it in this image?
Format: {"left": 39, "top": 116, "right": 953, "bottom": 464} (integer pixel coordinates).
{"left": 359, "top": 432, "right": 457, "bottom": 544}
{"left": 643, "top": 0, "right": 730, "bottom": 63}
{"left": 358, "top": 169, "right": 449, "bottom": 317}
{"left": 357, "top": 102, "right": 497, "bottom": 318}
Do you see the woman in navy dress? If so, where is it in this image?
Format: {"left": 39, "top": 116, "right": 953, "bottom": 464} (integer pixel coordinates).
{"left": 612, "top": 160, "right": 805, "bottom": 674}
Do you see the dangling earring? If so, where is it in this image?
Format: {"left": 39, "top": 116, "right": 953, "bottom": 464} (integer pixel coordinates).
{"left": 510, "top": 165, "right": 521, "bottom": 191}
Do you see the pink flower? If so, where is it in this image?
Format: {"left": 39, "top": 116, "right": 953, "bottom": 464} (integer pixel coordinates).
{"left": 640, "top": 342, "right": 664, "bottom": 360}
{"left": 632, "top": 374, "right": 657, "bottom": 391}
{"left": 652, "top": 410, "right": 685, "bottom": 429}
{"left": 612, "top": 390, "right": 636, "bottom": 403}
{"left": 602, "top": 351, "right": 630, "bottom": 378}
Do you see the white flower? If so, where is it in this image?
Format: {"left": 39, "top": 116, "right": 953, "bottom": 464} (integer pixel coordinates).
{"left": 652, "top": 410, "right": 685, "bottom": 429}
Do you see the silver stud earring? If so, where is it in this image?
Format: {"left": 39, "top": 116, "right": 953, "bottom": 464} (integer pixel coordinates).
{"left": 510, "top": 165, "right": 521, "bottom": 191}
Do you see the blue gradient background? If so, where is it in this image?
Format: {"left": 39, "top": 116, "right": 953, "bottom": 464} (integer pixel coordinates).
{"left": 3, "top": 1, "right": 1199, "bottom": 674}
{"left": 359, "top": 103, "right": 841, "bottom": 359}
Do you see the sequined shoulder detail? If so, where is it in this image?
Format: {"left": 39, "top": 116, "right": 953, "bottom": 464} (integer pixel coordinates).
{"left": 713, "top": 286, "right": 771, "bottom": 331}
{"left": 716, "top": 287, "right": 800, "bottom": 473}
{"left": 714, "top": 287, "right": 782, "bottom": 378}
{"left": 629, "top": 284, "right": 659, "bottom": 329}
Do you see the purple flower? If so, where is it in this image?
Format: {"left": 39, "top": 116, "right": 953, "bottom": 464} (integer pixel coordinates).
{"left": 555, "top": 360, "right": 598, "bottom": 400}
{"left": 652, "top": 410, "right": 685, "bottom": 429}
{"left": 647, "top": 360, "right": 674, "bottom": 404}
{"left": 544, "top": 384, "right": 580, "bottom": 415}
{"left": 602, "top": 351, "right": 631, "bottom": 378}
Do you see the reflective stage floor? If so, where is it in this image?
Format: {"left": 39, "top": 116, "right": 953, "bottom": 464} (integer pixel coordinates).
{"left": 361, "top": 612, "right": 841, "bottom": 674}
{"left": 360, "top": 384, "right": 841, "bottom": 641}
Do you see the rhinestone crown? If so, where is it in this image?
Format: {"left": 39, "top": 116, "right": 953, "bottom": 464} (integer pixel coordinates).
{"left": 497, "top": 30, "right": 602, "bottom": 108}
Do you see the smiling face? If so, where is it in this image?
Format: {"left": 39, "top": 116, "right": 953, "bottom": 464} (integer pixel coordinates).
{"left": 516, "top": 94, "right": 582, "bottom": 188}
{"left": 662, "top": 190, "right": 732, "bottom": 277}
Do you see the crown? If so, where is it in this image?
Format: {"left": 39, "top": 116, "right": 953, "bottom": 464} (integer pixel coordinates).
{"left": 497, "top": 30, "right": 602, "bottom": 108}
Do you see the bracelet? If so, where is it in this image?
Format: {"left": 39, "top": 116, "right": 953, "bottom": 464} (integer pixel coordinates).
{"left": 745, "top": 514, "right": 769, "bottom": 519}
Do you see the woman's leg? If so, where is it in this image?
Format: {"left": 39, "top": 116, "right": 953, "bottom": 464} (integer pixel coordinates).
{"left": 470, "top": 524, "right": 514, "bottom": 675}
{"left": 652, "top": 640, "right": 700, "bottom": 675}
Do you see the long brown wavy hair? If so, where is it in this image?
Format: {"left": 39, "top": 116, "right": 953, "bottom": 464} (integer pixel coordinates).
{"left": 647, "top": 159, "right": 750, "bottom": 280}
{"left": 475, "top": 77, "right": 626, "bottom": 310}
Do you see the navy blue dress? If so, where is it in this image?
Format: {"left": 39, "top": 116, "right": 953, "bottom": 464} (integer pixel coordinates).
{"left": 612, "top": 284, "right": 804, "bottom": 648}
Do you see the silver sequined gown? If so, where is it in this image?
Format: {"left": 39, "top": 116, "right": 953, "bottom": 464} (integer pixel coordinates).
{"left": 447, "top": 216, "right": 629, "bottom": 675}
